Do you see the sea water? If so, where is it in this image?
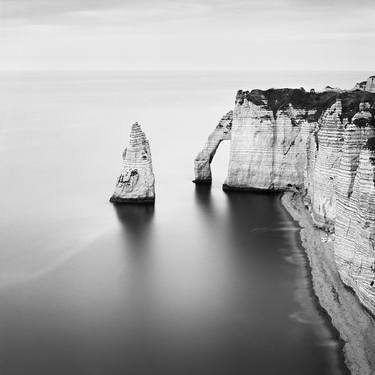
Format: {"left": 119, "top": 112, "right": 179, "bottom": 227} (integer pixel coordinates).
{"left": 0, "top": 70, "right": 366, "bottom": 374}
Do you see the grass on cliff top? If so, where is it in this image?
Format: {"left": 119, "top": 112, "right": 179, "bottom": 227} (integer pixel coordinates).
{"left": 238, "top": 88, "right": 375, "bottom": 122}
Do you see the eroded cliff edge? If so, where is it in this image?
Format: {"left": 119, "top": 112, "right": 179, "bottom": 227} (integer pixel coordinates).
{"left": 195, "top": 88, "right": 375, "bottom": 372}
{"left": 195, "top": 88, "right": 375, "bottom": 317}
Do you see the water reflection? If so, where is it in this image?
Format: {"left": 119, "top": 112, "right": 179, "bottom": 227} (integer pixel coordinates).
{"left": 223, "top": 190, "right": 282, "bottom": 265}
{"left": 194, "top": 184, "right": 216, "bottom": 219}
{"left": 113, "top": 203, "right": 154, "bottom": 249}
{"left": 0, "top": 70, "right": 348, "bottom": 375}
{"left": 0, "top": 189, "right": 343, "bottom": 375}
{"left": 194, "top": 183, "right": 212, "bottom": 206}
{"left": 113, "top": 203, "right": 154, "bottom": 231}
{"left": 220, "top": 191, "right": 342, "bottom": 375}
{"left": 224, "top": 190, "right": 281, "bottom": 228}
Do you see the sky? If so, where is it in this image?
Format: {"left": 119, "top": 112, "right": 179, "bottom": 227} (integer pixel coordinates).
{"left": 1, "top": 0, "right": 375, "bottom": 71}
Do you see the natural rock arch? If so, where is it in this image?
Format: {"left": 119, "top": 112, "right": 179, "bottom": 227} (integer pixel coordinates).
{"left": 193, "top": 111, "right": 232, "bottom": 183}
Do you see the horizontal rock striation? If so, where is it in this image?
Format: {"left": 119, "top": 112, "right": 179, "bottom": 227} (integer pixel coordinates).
{"left": 308, "top": 99, "right": 345, "bottom": 228}
{"left": 195, "top": 87, "right": 375, "bottom": 314}
{"left": 110, "top": 122, "right": 155, "bottom": 204}
{"left": 334, "top": 106, "right": 375, "bottom": 311}
{"left": 194, "top": 111, "right": 232, "bottom": 183}
{"left": 341, "top": 145, "right": 375, "bottom": 312}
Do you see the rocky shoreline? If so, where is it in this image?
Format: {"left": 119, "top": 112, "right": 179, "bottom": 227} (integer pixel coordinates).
{"left": 193, "top": 78, "right": 375, "bottom": 373}
{"left": 195, "top": 82, "right": 375, "bottom": 316}
{"left": 281, "top": 191, "right": 375, "bottom": 375}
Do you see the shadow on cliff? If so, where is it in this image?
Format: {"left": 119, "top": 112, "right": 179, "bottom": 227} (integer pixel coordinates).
{"left": 113, "top": 204, "right": 155, "bottom": 251}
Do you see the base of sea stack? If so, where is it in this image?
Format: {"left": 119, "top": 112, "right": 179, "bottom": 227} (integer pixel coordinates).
{"left": 192, "top": 179, "right": 212, "bottom": 184}
{"left": 109, "top": 196, "right": 155, "bottom": 204}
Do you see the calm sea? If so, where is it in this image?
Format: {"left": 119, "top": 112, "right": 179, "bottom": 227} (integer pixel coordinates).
{"left": 0, "top": 70, "right": 367, "bottom": 375}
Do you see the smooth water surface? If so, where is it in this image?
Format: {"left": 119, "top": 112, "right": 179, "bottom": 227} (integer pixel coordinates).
{"left": 0, "top": 70, "right": 362, "bottom": 375}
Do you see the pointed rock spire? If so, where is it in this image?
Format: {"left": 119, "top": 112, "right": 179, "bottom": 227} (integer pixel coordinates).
{"left": 110, "top": 122, "right": 155, "bottom": 204}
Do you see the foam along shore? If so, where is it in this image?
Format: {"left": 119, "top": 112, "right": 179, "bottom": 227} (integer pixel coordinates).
{"left": 110, "top": 122, "right": 155, "bottom": 204}
{"left": 282, "top": 192, "right": 375, "bottom": 375}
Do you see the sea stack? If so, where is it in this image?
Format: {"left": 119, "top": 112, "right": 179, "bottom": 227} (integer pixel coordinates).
{"left": 110, "top": 122, "right": 155, "bottom": 204}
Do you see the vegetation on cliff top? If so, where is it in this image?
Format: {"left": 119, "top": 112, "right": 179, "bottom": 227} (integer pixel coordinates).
{"left": 236, "top": 88, "right": 375, "bottom": 122}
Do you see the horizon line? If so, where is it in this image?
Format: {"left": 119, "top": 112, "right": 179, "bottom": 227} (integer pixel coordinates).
{"left": 0, "top": 68, "right": 373, "bottom": 73}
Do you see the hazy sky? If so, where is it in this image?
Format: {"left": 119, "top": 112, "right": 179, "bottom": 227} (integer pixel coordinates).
{"left": 1, "top": 0, "right": 375, "bottom": 70}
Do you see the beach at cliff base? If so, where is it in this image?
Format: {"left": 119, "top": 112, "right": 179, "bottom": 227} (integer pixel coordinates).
{"left": 281, "top": 192, "right": 375, "bottom": 375}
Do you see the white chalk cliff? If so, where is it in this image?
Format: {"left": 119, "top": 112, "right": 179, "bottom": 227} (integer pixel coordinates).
{"left": 195, "top": 87, "right": 375, "bottom": 314}
{"left": 110, "top": 122, "right": 155, "bottom": 203}
{"left": 224, "top": 90, "right": 314, "bottom": 191}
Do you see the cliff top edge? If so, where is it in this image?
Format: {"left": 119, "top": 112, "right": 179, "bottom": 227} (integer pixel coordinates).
{"left": 236, "top": 88, "right": 375, "bottom": 122}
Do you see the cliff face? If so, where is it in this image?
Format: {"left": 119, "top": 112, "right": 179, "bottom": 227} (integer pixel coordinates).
{"left": 195, "top": 88, "right": 375, "bottom": 314}
{"left": 224, "top": 90, "right": 314, "bottom": 190}
{"left": 348, "top": 146, "right": 375, "bottom": 312}
{"left": 110, "top": 122, "right": 155, "bottom": 203}
{"left": 335, "top": 145, "right": 375, "bottom": 312}
{"left": 308, "top": 100, "right": 345, "bottom": 228}
{"left": 334, "top": 107, "right": 375, "bottom": 312}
